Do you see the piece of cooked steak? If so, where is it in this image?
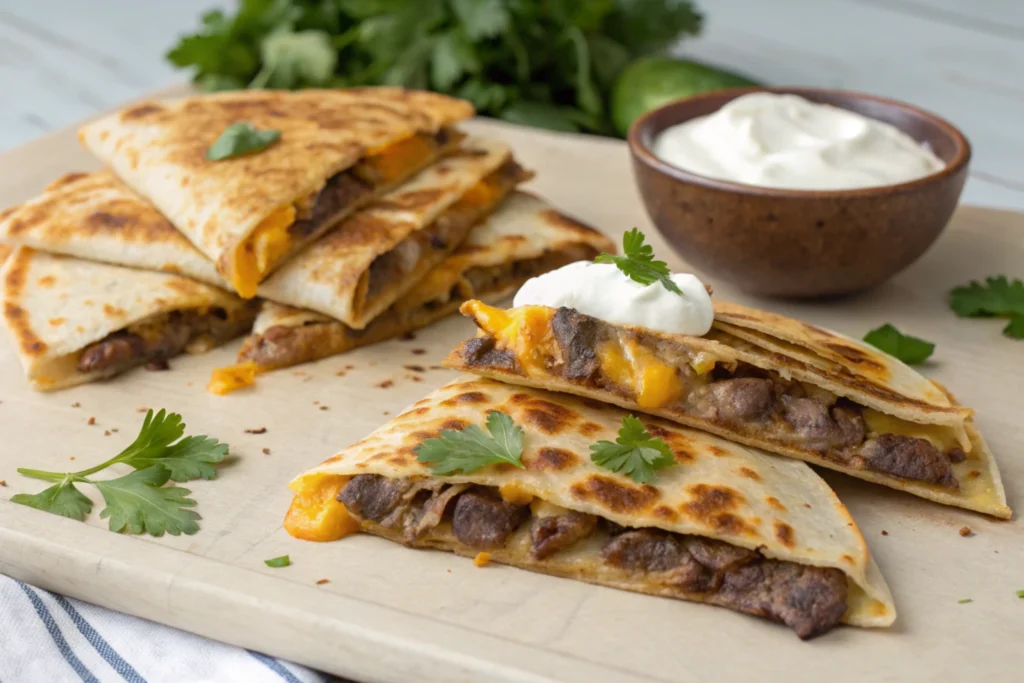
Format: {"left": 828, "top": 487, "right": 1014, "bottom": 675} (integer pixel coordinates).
{"left": 450, "top": 488, "right": 528, "bottom": 549}
{"left": 529, "top": 508, "right": 597, "bottom": 559}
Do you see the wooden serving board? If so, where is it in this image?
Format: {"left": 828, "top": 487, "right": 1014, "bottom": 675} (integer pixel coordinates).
{"left": 0, "top": 87, "right": 1021, "bottom": 683}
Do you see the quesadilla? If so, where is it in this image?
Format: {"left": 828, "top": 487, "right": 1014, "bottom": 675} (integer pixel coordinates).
{"left": 230, "top": 192, "right": 615, "bottom": 375}
{"left": 256, "top": 137, "right": 531, "bottom": 329}
{"left": 447, "top": 300, "right": 1010, "bottom": 518}
{"left": 0, "top": 171, "right": 223, "bottom": 286}
{"left": 0, "top": 247, "right": 257, "bottom": 390}
{"left": 285, "top": 377, "right": 895, "bottom": 639}
{"left": 78, "top": 88, "right": 474, "bottom": 297}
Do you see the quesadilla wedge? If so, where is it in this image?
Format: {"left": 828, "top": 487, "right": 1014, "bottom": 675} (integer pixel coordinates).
{"left": 78, "top": 88, "right": 474, "bottom": 297}
{"left": 446, "top": 301, "right": 1010, "bottom": 518}
{"left": 255, "top": 137, "right": 531, "bottom": 329}
{"left": 285, "top": 377, "right": 895, "bottom": 639}
{"left": 223, "top": 192, "right": 614, "bottom": 380}
{"left": 0, "top": 248, "right": 257, "bottom": 390}
{"left": 0, "top": 171, "right": 223, "bottom": 286}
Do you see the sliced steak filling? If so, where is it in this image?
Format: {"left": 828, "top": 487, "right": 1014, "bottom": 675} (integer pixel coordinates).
{"left": 460, "top": 305, "right": 961, "bottom": 488}
{"left": 77, "top": 304, "right": 257, "bottom": 375}
{"left": 338, "top": 475, "right": 849, "bottom": 639}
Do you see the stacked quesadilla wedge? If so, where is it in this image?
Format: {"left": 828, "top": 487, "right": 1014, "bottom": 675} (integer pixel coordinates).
{"left": 78, "top": 88, "right": 474, "bottom": 297}
{"left": 0, "top": 248, "right": 257, "bottom": 390}
{"left": 445, "top": 300, "right": 1010, "bottom": 518}
{"left": 233, "top": 193, "right": 615, "bottom": 372}
{"left": 285, "top": 377, "right": 896, "bottom": 639}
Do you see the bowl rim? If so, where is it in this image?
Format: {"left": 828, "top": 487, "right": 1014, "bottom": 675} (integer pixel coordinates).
{"left": 628, "top": 86, "right": 972, "bottom": 198}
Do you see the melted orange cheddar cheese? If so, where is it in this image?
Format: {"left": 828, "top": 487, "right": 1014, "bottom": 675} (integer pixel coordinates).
{"left": 499, "top": 481, "right": 534, "bottom": 506}
{"left": 229, "top": 204, "right": 297, "bottom": 298}
{"left": 208, "top": 361, "right": 259, "bottom": 395}
{"left": 598, "top": 338, "right": 681, "bottom": 409}
{"left": 361, "top": 133, "right": 437, "bottom": 187}
{"left": 473, "top": 552, "right": 492, "bottom": 567}
{"left": 462, "top": 301, "right": 556, "bottom": 375}
{"left": 284, "top": 474, "right": 360, "bottom": 542}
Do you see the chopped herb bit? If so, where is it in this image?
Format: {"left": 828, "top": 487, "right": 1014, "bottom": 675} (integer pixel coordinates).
{"left": 590, "top": 415, "right": 676, "bottom": 484}
{"left": 863, "top": 324, "right": 934, "bottom": 365}
{"left": 11, "top": 409, "right": 227, "bottom": 536}
{"left": 958, "top": 598, "right": 972, "bottom": 604}
{"left": 1016, "top": 589, "right": 1024, "bottom": 599}
{"left": 265, "top": 555, "right": 291, "bottom": 568}
{"left": 207, "top": 122, "right": 281, "bottom": 161}
{"left": 596, "top": 228, "right": 682, "bottom": 296}
{"left": 415, "top": 411, "right": 524, "bottom": 475}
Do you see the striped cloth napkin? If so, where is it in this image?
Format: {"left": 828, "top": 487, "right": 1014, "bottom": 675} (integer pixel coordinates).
{"left": 0, "top": 575, "right": 337, "bottom": 683}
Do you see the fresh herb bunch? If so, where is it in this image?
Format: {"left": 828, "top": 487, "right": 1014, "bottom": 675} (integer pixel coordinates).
{"left": 12, "top": 410, "right": 228, "bottom": 536}
{"left": 166, "top": 0, "right": 703, "bottom": 136}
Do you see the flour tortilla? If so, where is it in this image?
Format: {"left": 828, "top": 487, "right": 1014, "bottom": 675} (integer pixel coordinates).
{"left": 448, "top": 304, "right": 1009, "bottom": 518}
{"left": 238, "top": 192, "right": 615, "bottom": 370}
{"left": 256, "top": 137, "right": 525, "bottom": 329}
{"left": 78, "top": 88, "right": 474, "bottom": 294}
{"left": 289, "top": 377, "right": 895, "bottom": 634}
{"left": 0, "top": 247, "right": 254, "bottom": 390}
{"left": 0, "top": 171, "right": 223, "bottom": 286}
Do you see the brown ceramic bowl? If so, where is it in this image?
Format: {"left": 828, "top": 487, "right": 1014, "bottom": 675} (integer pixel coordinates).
{"left": 629, "top": 87, "right": 971, "bottom": 298}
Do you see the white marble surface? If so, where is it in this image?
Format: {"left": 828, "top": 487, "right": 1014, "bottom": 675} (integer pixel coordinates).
{"left": 0, "top": 0, "right": 1022, "bottom": 210}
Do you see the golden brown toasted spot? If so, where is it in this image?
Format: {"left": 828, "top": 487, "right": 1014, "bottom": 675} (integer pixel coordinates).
{"left": 539, "top": 209, "right": 607, "bottom": 242}
{"left": 388, "top": 455, "right": 409, "bottom": 466}
{"left": 4, "top": 302, "right": 47, "bottom": 356}
{"left": 653, "top": 505, "right": 679, "bottom": 522}
{"left": 48, "top": 317, "right": 65, "bottom": 327}
{"left": 37, "top": 275, "right": 56, "bottom": 288}
{"left": 440, "top": 418, "right": 469, "bottom": 431}
{"left": 713, "top": 513, "right": 757, "bottom": 536}
{"left": 823, "top": 340, "right": 888, "bottom": 374}
{"left": 967, "top": 470, "right": 980, "bottom": 479}
{"left": 410, "top": 430, "right": 438, "bottom": 441}
{"left": 642, "top": 423, "right": 694, "bottom": 463}
{"left": 529, "top": 447, "right": 578, "bottom": 472}
{"left": 519, "top": 399, "right": 579, "bottom": 434}
{"left": 3, "top": 251, "right": 29, "bottom": 295}
{"left": 570, "top": 474, "right": 659, "bottom": 514}
{"left": 840, "top": 554, "right": 855, "bottom": 565}
{"left": 738, "top": 467, "right": 760, "bottom": 481}
{"left": 88, "top": 211, "right": 132, "bottom": 230}
{"left": 764, "top": 496, "right": 787, "bottom": 512}
{"left": 707, "top": 445, "right": 728, "bottom": 458}
{"left": 680, "top": 484, "right": 744, "bottom": 521}
{"left": 508, "top": 393, "right": 533, "bottom": 405}
{"left": 440, "top": 391, "right": 488, "bottom": 407}
{"left": 774, "top": 521, "right": 795, "bottom": 547}
{"left": 578, "top": 421, "right": 603, "bottom": 438}
{"left": 372, "top": 188, "right": 446, "bottom": 212}
{"left": 102, "top": 303, "right": 126, "bottom": 317}
{"left": 322, "top": 454, "right": 342, "bottom": 464}
{"left": 121, "top": 103, "right": 165, "bottom": 120}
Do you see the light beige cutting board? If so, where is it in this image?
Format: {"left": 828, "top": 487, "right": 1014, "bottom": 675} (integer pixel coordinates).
{"left": 0, "top": 87, "right": 1021, "bottom": 683}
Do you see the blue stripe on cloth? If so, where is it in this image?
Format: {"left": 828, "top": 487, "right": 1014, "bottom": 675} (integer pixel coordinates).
{"left": 248, "top": 651, "right": 303, "bottom": 683}
{"left": 18, "top": 583, "right": 100, "bottom": 683}
{"left": 52, "top": 594, "right": 148, "bottom": 683}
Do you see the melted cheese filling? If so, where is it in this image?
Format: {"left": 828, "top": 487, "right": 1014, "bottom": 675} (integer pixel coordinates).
{"left": 208, "top": 361, "right": 259, "bottom": 396}
{"left": 229, "top": 204, "right": 297, "bottom": 298}
{"left": 284, "top": 474, "right": 360, "bottom": 542}
{"left": 862, "top": 409, "right": 960, "bottom": 452}
{"left": 360, "top": 133, "right": 437, "bottom": 186}
{"left": 598, "top": 338, "right": 682, "bottom": 409}
{"left": 463, "top": 301, "right": 556, "bottom": 375}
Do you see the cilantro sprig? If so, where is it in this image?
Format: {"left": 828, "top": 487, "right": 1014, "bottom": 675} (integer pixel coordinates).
{"left": 590, "top": 415, "right": 677, "bottom": 484}
{"left": 863, "top": 324, "right": 935, "bottom": 365}
{"left": 11, "top": 410, "right": 227, "bottom": 536}
{"left": 596, "top": 228, "right": 683, "bottom": 296}
{"left": 206, "top": 122, "right": 281, "bottom": 161}
{"left": 949, "top": 275, "right": 1024, "bottom": 340}
{"left": 415, "top": 411, "right": 524, "bottom": 475}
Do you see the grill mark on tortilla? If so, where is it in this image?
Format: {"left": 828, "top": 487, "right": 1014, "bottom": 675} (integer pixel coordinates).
{"left": 570, "top": 474, "right": 659, "bottom": 514}
{"left": 528, "top": 447, "right": 578, "bottom": 472}
{"left": 774, "top": 521, "right": 796, "bottom": 548}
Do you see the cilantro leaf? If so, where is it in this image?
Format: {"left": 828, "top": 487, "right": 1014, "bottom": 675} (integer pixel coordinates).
{"left": 862, "top": 324, "right": 935, "bottom": 365}
{"left": 415, "top": 411, "right": 524, "bottom": 475}
{"left": 590, "top": 415, "right": 677, "bottom": 484}
{"left": 595, "top": 228, "right": 683, "bottom": 296}
{"left": 1003, "top": 314, "right": 1024, "bottom": 340}
{"left": 94, "top": 466, "right": 200, "bottom": 537}
{"left": 265, "top": 555, "right": 291, "bottom": 568}
{"left": 11, "top": 478, "right": 93, "bottom": 521}
{"left": 206, "top": 122, "right": 281, "bottom": 161}
{"left": 128, "top": 434, "right": 229, "bottom": 482}
{"left": 1016, "top": 589, "right": 1024, "bottom": 598}
{"left": 949, "top": 276, "right": 1024, "bottom": 318}
{"left": 958, "top": 598, "right": 973, "bottom": 604}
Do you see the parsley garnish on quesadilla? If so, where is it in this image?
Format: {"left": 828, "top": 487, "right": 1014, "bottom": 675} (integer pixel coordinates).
{"left": 415, "top": 411, "right": 524, "bottom": 475}
{"left": 595, "top": 228, "right": 683, "bottom": 296}
{"left": 590, "top": 415, "right": 677, "bottom": 483}
{"left": 206, "top": 122, "right": 282, "bottom": 160}
{"left": 949, "top": 275, "right": 1024, "bottom": 340}
{"left": 862, "top": 324, "right": 935, "bottom": 365}
{"left": 11, "top": 409, "right": 227, "bottom": 536}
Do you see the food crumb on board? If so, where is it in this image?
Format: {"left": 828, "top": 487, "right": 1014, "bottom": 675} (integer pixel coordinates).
{"left": 262, "top": 448, "right": 271, "bottom": 455}
{"left": 0, "top": 480, "right": 7, "bottom": 487}
{"left": 319, "top": 405, "right": 329, "bottom": 411}
{"left": 87, "top": 417, "right": 96, "bottom": 426}
{"left": 69, "top": 457, "right": 75, "bottom": 461}
{"left": 187, "top": 382, "right": 193, "bottom": 387}
{"left": 376, "top": 380, "right": 394, "bottom": 389}
{"left": 346, "top": 364, "right": 354, "bottom": 370}
{"left": 71, "top": 402, "right": 80, "bottom": 408}
{"left": 104, "top": 430, "right": 111, "bottom": 437}
{"left": 316, "top": 578, "right": 329, "bottom": 585}
{"left": 404, "top": 365, "right": 425, "bottom": 373}
{"left": 429, "top": 365, "right": 445, "bottom": 371}
{"left": 881, "top": 530, "right": 888, "bottom": 536}
{"left": 313, "top": 400, "right": 319, "bottom": 405}
{"left": 959, "top": 526, "right": 973, "bottom": 537}
{"left": 335, "top": 370, "right": 347, "bottom": 377}
{"left": 473, "top": 552, "right": 492, "bottom": 568}
{"left": 245, "top": 427, "right": 268, "bottom": 435}
{"left": 409, "top": 375, "right": 423, "bottom": 382}
{"left": 382, "top": 411, "right": 390, "bottom": 416}
{"left": 411, "top": 348, "right": 427, "bottom": 355}
{"left": 111, "top": 428, "right": 119, "bottom": 433}
{"left": 137, "top": 407, "right": 148, "bottom": 413}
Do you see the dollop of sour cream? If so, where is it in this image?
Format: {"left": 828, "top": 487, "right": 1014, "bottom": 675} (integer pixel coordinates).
{"left": 513, "top": 261, "right": 714, "bottom": 336}
{"left": 653, "top": 93, "right": 945, "bottom": 190}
